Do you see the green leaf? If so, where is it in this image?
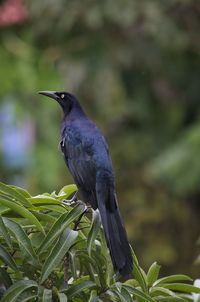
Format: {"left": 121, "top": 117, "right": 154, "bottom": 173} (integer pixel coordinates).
{"left": 30, "top": 210, "right": 56, "bottom": 223}
{"left": 121, "top": 287, "right": 134, "bottom": 302}
{"left": 0, "top": 215, "right": 13, "bottom": 249}
{"left": 40, "top": 228, "right": 78, "bottom": 283}
{"left": 1, "top": 280, "right": 37, "bottom": 302}
{"left": 153, "top": 275, "right": 193, "bottom": 286}
{"left": 163, "top": 283, "right": 200, "bottom": 293}
{"left": 123, "top": 284, "right": 155, "bottom": 302}
{"left": 3, "top": 218, "right": 38, "bottom": 265}
{"left": 89, "top": 290, "right": 99, "bottom": 302}
{"left": 61, "top": 280, "right": 95, "bottom": 298}
{"left": 150, "top": 286, "right": 175, "bottom": 297}
{"left": 110, "top": 288, "right": 128, "bottom": 302}
{"left": 40, "top": 288, "right": 52, "bottom": 301}
{"left": 17, "top": 287, "right": 38, "bottom": 302}
{"left": 0, "top": 267, "right": 13, "bottom": 288}
{"left": 37, "top": 204, "right": 67, "bottom": 214}
{"left": 28, "top": 195, "right": 62, "bottom": 205}
{"left": 69, "top": 251, "right": 78, "bottom": 280}
{"left": 10, "top": 185, "right": 31, "bottom": 198}
{"left": 0, "top": 244, "right": 18, "bottom": 271}
{"left": 0, "top": 198, "right": 45, "bottom": 234}
{"left": 0, "top": 182, "right": 32, "bottom": 207}
{"left": 58, "top": 293, "right": 68, "bottom": 302}
{"left": 87, "top": 210, "right": 101, "bottom": 256}
{"left": 58, "top": 185, "right": 77, "bottom": 199}
{"left": 37, "top": 203, "right": 85, "bottom": 254}
{"left": 154, "top": 297, "right": 189, "bottom": 301}
{"left": 131, "top": 248, "right": 148, "bottom": 292}
{"left": 147, "top": 262, "right": 161, "bottom": 286}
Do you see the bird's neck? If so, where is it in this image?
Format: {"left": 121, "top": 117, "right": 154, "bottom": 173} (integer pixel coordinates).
{"left": 62, "top": 100, "right": 87, "bottom": 121}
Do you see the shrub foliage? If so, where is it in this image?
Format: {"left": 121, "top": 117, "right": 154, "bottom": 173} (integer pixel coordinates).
{"left": 0, "top": 182, "right": 199, "bottom": 301}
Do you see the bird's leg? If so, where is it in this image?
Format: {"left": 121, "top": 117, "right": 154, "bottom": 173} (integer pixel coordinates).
{"left": 63, "top": 190, "right": 79, "bottom": 205}
{"left": 74, "top": 205, "right": 92, "bottom": 230}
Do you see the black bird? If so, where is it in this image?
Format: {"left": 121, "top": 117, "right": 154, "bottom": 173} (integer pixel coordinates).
{"left": 38, "top": 91, "right": 133, "bottom": 277}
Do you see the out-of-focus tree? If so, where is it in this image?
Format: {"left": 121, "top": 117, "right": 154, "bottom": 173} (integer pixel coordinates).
{"left": 0, "top": 0, "right": 200, "bottom": 277}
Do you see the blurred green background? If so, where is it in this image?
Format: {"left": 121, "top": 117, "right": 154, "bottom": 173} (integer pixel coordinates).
{"left": 0, "top": 0, "right": 200, "bottom": 278}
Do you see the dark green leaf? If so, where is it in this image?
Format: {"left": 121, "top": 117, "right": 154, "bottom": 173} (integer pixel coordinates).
{"left": 61, "top": 280, "right": 95, "bottom": 298}
{"left": 0, "top": 244, "right": 18, "bottom": 271}
{"left": 3, "top": 218, "right": 38, "bottom": 265}
{"left": 123, "top": 284, "right": 155, "bottom": 302}
{"left": 87, "top": 210, "right": 101, "bottom": 256}
{"left": 0, "top": 216, "right": 12, "bottom": 249}
{"left": 37, "top": 203, "right": 85, "bottom": 254}
{"left": 40, "top": 228, "right": 78, "bottom": 283}
{"left": 1, "top": 280, "right": 37, "bottom": 302}
{"left": 0, "top": 267, "right": 13, "bottom": 288}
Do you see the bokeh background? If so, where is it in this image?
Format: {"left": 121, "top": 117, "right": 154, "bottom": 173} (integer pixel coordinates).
{"left": 0, "top": 0, "right": 200, "bottom": 278}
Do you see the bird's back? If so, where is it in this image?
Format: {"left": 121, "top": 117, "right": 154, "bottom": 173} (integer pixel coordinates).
{"left": 61, "top": 114, "right": 114, "bottom": 208}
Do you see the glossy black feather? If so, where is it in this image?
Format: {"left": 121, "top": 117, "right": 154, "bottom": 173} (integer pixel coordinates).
{"left": 41, "top": 91, "right": 133, "bottom": 277}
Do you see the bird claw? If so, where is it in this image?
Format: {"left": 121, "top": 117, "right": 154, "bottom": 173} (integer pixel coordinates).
{"left": 63, "top": 190, "right": 79, "bottom": 205}
{"left": 73, "top": 204, "right": 91, "bottom": 230}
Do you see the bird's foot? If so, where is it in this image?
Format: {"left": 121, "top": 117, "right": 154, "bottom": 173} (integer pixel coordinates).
{"left": 74, "top": 204, "right": 91, "bottom": 230}
{"left": 63, "top": 190, "right": 79, "bottom": 205}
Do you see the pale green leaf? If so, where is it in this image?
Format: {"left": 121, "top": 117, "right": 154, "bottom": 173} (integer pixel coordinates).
{"left": 154, "top": 296, "right": 189, "bottom": 301}
{"left": 69, "top": 251, "right": 78, "bottom": 280}
{"left": 10, "top": 186, "right": 31, "bottom": 198}
{"left": 131, "top": 248, "right": 148, "bottom": 292}
{"left": 40, "top": 288, "right": 52, "bottom": 302}
{"left": 150, "top": 286, "right": 175, "bottom": 297}
{"left": 163, "top": 283, "right": 200, "bottom": 293}
{"left": 0, "top": 198, "right": 45, "bottom": 234}
{"left": 153, "top": 275, "right": 193, "bottom": 286}
{"left": 147, "top": 262, "right": 161, "bottom": 286}
{"left": 0, "top": 182, "right": 32, "bottom": 207}
{"left": 58, "top": 185, "right": 77, "bottom": 199}
{"left": 58, "top": 293, "right": 68, "bottom": 302}
{"left": 28, "top": 195, "right": 61, "bottom": 205}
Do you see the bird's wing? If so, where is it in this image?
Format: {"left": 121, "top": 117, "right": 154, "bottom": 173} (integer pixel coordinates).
{"left": 60, "top": 133, "right": 96, "bottom": 192}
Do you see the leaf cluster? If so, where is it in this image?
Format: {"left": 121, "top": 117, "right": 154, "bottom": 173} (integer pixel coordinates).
{"left": 0, "top": 182, "right": 199, "bottom": 301}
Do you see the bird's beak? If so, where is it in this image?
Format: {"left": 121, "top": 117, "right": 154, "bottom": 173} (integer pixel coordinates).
{"left": 38, "top": 91, "right": 58, "bottom": 101}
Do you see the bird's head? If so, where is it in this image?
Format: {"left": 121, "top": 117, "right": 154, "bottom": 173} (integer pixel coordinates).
{"left": 38, "top": 91, "right": 78, "bottom": 114}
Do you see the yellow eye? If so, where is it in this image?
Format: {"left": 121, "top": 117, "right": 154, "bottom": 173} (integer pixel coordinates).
{"left": 61, "top": 94, "right": 65, "bottom": 99}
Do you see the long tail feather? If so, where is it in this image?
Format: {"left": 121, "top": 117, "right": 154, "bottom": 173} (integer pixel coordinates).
{"left": 96, "top": 180, "right": 133, "bottom": 277}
